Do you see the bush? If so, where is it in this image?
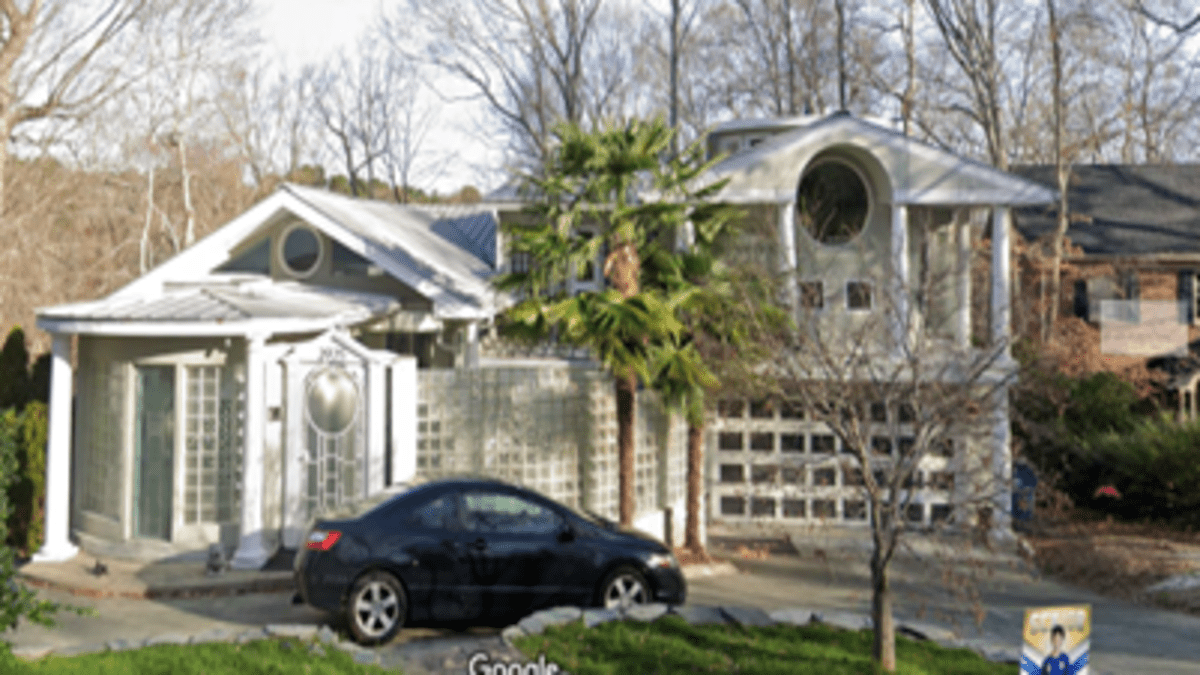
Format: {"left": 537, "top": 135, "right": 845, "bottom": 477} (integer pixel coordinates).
{"left": 4, "top": 404, "right": 47, "bottom": 557}
{"left": 0, "top": 329, "right": 31, "bottom": 412}
{"left": 0, "top": 406, "right": 64, "bottom": 640}
{"left": 1068, "top": 417, "right": 1200, "bottom": 528}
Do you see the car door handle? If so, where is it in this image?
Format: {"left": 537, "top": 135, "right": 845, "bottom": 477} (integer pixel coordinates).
{"left": 472, "top": 538, "right": 486, "bottom": 551}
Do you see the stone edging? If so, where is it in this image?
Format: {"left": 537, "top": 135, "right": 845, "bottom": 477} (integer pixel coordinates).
{"left": 8, "top": 624, "right": 383, "bottom": 667}
{"left": 499, "top": 604, "right": 1022, "bottom": 665}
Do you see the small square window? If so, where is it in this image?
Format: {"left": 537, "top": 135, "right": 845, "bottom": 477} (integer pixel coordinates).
{"left": 750, "top": 432, "right": 774, "bottom": 451}
{"left": 931, "top": 504, "right": 953, "bottom": 523}
{"left": 847, "top": 281, "right": 873, "bottom": 310}
{"left": 782, "top": 467, "right": 804, "bottom": 484}
{"left": 933, "top": 438, "right": 954, "bottom": 458}
{"left": 872, "top": 437, "right": 893, "bottom": 456}
{"left": 780, "top": 400, "right": 805, "bottom": 419}
{"left": 905, "top": 503, "right": 925, "bottom": 523}
{"left": 929, "top": 471, "right": 954, "bottom": 491}
{"left": 751, "top": 465, "right": 779, "bottom": 484}
{"left": 750, "top": 400, "right": 774, "bottom": 418}
{"left": 870, "top": 402, "right": 888, "bottom": 423}
{"left": 751, "top": 497, "right": 777, "bottom": 517}
{"left": 783, "top": 499, "right": 806, "bottom": 517}
{"left": 510, "top": 251, "right": 532, "bottom": 274}
{"left": 812, "top": 500, "right": 837, "bottom": 519}
{"left": 844, "top": 500, "right": 867, "bottom": 520}
{"left": 903, "top": 470, "right": 924, "bottom": 489}
{"left": 719, "top": 432, "right": 744, "bottom": 451}
{"left": 800, "top": 281, "right": 824, "bottom": 309}
{"left": 811, "top": 435, "right": 836, "bottom": 454}
{"left": 898, "top": 403, "right": 916, "bottom": 423}
{"left": 780, "top": 434, "right": 804, "bottom": 452}
{"left": 813, "top": 468, "right": 836, "bottom": 486}
{"left": 898, "top": 437, "right": 916, "bottom": 457}
{"left": 720, "top": 496, "right": 746, "bottom": 515}
{"left": 719, "top": 464, "right": 745, "bottom": 483}
{"left": 718, "top": 400, "right": 745, "bottom": 418}
{"left": 844, "top": 468, "right": 864, "bottom": 486}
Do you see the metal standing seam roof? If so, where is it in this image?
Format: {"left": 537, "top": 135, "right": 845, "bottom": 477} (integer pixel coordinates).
{"left": 281, "top": 184, "right": 500, "bottom": 301}
{"left": 39, "top": 280, "right": 399, "bottom": 323}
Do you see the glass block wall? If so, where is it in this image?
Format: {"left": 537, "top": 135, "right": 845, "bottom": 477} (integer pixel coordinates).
{"left": 182, "top": 366, "right": 243, "bottom": 525}
{"left": 79, "top": 354, "right": 125, "bottom": 520}
{"left": 709, "top": 398, "right": 956, "bottom": 529}
{"left": 416, "top": 365, "right": 686, "bottom": 521}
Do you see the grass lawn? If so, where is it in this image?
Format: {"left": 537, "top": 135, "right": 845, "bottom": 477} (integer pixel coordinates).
{"left": 513, "top": 615, "right": 1017, "bottom": 675}
{"left": 0, "top": 637, "right": 391, "bottom": 675}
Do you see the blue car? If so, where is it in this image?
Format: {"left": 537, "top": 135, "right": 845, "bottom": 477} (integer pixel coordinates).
{"left": 293, "top": 477, "right": 686, "bottom": 644}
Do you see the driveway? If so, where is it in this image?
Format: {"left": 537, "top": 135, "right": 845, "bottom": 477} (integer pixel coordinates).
{"left": 689, "top": 536, "right": 1200, "bottom": 675}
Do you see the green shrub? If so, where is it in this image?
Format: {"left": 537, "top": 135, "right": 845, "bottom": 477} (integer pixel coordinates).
{"left": 0, "top": 329, "right": 30, "bottom": 412}
{"left": 4, "top": 404, "right": 47, "bottom": 557}
{"left": 0, "top": 405, "right": 65, "bottom": 640}
{"left": 1067, "top": 416, "right": 1200, "bottom": 528}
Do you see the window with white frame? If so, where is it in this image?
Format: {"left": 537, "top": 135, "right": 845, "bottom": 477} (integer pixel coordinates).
{"left": 846, "top": 281, "right": 873, "bottom": 310}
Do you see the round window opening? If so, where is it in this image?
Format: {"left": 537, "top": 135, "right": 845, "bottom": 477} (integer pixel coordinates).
{"left": 306, "top": 367, "right": 359, "bottom": 435}
{"left": 796, "top": 160, "right": 870, "bottom": 245}
{"left": 282, "top": 226, "right": 321, "bottom": 277}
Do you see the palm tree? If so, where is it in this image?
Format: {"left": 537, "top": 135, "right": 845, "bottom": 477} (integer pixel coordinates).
{"left": 495, "top": 117, "right": 724, "bottom": 526}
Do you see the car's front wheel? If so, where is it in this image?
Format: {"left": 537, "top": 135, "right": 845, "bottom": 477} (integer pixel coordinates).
{"left": 347, "top": 571, "right": 407, "bottom": 645}
{"left": 599, "top": 566, "right": 649, "bottom": 611}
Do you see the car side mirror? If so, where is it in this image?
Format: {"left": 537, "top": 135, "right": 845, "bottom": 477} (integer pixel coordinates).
{"left": 556, "top": 524, "right": 576, "bottom": 543}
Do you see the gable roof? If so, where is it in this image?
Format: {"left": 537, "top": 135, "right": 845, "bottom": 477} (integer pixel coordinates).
{"left": 703, "top": 113, "right": 1057, "bottom": 207}
{"left": 95, "top": 184, "right": 509, "bottom": 321}
{"left": 1010, "top": 164, "right": 1200, "bottom": 257}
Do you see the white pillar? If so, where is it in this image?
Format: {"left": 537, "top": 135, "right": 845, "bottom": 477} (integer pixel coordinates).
{"left": 779, "top": 202, "right": 799, "bottom": 313}
{"left": 892, "top": 203, "right": 910, "bottom": 352}
{"left": 991, "top": 206, "right": 1012, "bottom": 358}
{"left": 991, "top": 383, "right": 1014, "bottom": 542}
{"left": 232, "top": 333, "right": 271, "bottom": 570}
{"left": 955, "top": 208, "right": 972, "bottom": 350}
{"left": 390, "top": 356, "right": 418, "bottom": 485}
{"left": 464, "top": 322, "right": 480, "bottom": 369}
{"left": 366, "top": 358, "right": 386, "bottom": 495}
{"left": 33, "top": 333, "right": 79, "bottom": 562}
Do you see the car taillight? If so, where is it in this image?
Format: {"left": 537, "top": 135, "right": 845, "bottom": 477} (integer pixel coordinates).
{"left": 306, "top": 530, "right": 341, "bottom": 551}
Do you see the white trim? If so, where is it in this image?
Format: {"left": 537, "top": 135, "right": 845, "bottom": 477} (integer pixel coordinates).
{"left": 36, "top": 315, "right": 371, "bottom": 337}
{"left": 277, "top": 222, "right": 325, "bottom": 279}
{"left": 33, "top": 333, "right": 79, "bottom": 562}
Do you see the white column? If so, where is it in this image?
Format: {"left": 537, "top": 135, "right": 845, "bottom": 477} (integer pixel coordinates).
{"left": 390, "top": 356, "right": 418, "bottom": 485}
{"left": 991, "top": 206, "right": 1012, "bottom": 358}
{"left": 232, "top": 333, "right": 271, "bottom": 570}
{"left": 955, "top": 208, "right": 972, "bottom": 350}
{"left": 33, "top": 333, "right": 79, "bottom": 562}
{"left": 892, "top": 203, "right": 910, "bottom": 352}
{"left": 366, "top": 358, "right": 386, "bottom": 495}
{"left": 464, "top": 322, "right": 480, "bottom": 369}
{"left": 779, "top": 202, "right": 799, "bottom": 313}
{"left": 991, "top": 383, "right": 1014, "bottom": 542}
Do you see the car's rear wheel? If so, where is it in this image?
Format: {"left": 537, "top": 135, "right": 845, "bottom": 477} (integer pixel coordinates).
{"left": 599, "top": 566, "right": 649, "bottom": 610}
{"left": 347, "top": 571, "right": 407, "bottom": 645}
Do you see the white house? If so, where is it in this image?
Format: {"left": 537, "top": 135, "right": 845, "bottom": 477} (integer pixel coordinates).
{"left": 33, "top": 113, "right": 1056, "bottom": 568}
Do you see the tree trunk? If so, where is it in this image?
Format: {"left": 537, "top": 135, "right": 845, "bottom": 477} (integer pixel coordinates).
{"left": 1044, "top": 0, "right": 1069, "bottom": 344}
{"left": 870, "top": 547, "right": 897, "bottom": 672}
{"left": 616, "top": 373, "right": 637, "bottom": 526}
{"left": 684, "top": 420, "right": 705, "bottom": 554}
{"left": 179, "top": 135, "right": 196, "bottom": 248}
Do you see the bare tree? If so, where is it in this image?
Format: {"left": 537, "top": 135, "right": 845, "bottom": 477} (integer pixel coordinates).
{"left": 0, "top": 0, "right": 149, "bottom": 215}
{"left": 743, "top": 229, "right": 1013, "bottom": 672}
{"left": 401, "top": 0, "right": 620, "bottom": 166}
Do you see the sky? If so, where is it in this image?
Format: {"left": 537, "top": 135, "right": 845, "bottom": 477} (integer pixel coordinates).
{"left": 255, "top": 0, "right": 498, "bottom": 195}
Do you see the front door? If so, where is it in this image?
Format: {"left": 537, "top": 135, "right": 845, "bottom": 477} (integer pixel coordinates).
{"left": 135, "top": 365, "right": 175, "bottom": 540}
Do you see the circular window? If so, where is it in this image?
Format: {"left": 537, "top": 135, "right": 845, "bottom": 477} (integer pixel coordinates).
{"left": 281, "top": 225, "right": 322, "bottom": 277}
{"left": 796, "top": 160, "right": 870, "bottom": 245}
{"left": 306, "top": 367, "right": 360, "bottom": 435}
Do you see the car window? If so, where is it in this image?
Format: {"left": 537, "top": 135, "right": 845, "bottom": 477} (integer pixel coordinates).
{"left": 462, "top": 491, "right": 561, "bottom": 535}
{"left": 406, "top": 493, "right": 457, "bottom": 530}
